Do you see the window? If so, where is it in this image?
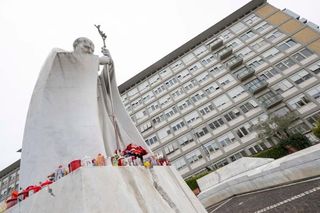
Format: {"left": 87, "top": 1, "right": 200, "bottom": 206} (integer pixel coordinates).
{"left": 259, "top": 67, "right": 280, "bottom": 80}
{"left": 134, "top": 109, "right": 147, "bottom": 121}
{"left": 178, "top": 133, "right": 194, "bottom": 147}
{"left": 262, "top": 47, "right": 281, "bottom": 61}
{"left": 171, "top": 87, "right": 184, "bottom": 100}
{"left": 227, "top": 86, "right": 246, "bottom": 100}
{"left": 170, "top": 61, "right": 184, "bottom": 72}
{"left": 308, "top": 61, "right": 320, "bottom": 75}
{"left": 140, "top": 121, "right": 152, "bottom": 133}
{"left": 127, "top": 88, "right": 139, "bottom": 98}
{"left": 130, "top": 98, "right": 143, "bottom": 110}
{"left": 177, "top": 98, "right": 192, "bottom": 112}
{"left": 250, "top": 38, "right": 269, "bottom": 51}
{"left": 229, "top": 152, "right": 243, "bottom": 162}
{"left": 190, "top": 91, "right": 207, "bottom": 103}
{"left": 203, "top": 141, "right": 220, "bottom": 154}
{"left": 239, "top": 100, "right": 258, "bottom": 113}
{"left": 275, "top": 58, "right": 297, "bottom": 71}
{"left": 186, "top": 149, "right": 203, "bottom": 164}
{"left": 272, "top": 79, "right": 294, "bottom": 94}
{"left": 254, "top": 21, "right": 272, "bottom": 33}
{"left": 257, "top": 91, "right": 282, "bottom": 108}
{"left": 188, "top": 62, "right": 202, "bottom": 73}
{"left": 288, "top": 94, "right": 311, "bottom": 109}
{"left": 171, "top": 119, "right": 186, "bottom": 132}
{"left": 307, "top": 85, "right": 320, "bottom": 102}
{"left": 194, "top": 126, "right": 209, "bottom": 138}
{"left": 173, "top": 158, "right": 187, "bottom": 170}
{"left": 230, "top": 22, "right": 247, "bottom": 34}
{"left": 194, "top": 45, "right": 209, "bottom": 57}
{"left": 195, "top": 71, "right": 211, "bottom": 84}
{"left": 158, "top": 127, "right": 172, "bottom": 140}
{"left": 209, "top": 64, "right": 226, "bottom": 77}
{"left": 145, "top": 135, "right": 158, "bottom": 146}
{"left": 247, "top": 57, "right": 266, "bottom": 69}
{"left": 214, "top": 159, "right": 229, "bottom": 168}
{"left": 142, "top": 91, "right": 155, "bottom": 104}
{"left": 306, "top": 112, "right": 320, "bottom": 126}
{"left": 153, "top": 84, "right": 166, "bottom": 96}
{"left": 138, "top": 81, "right": 149, "bottom": 93}
{"left": 176, "top": 70, "right": 191, "bottom": 82}
{"left": 219, "top": 30, "right": 234, "bottom": 41}
{"left": 217, "top": 74, "right": 235, "bottom": 87}
{"left": 164, "top": 77, "right": 178, "bottom": 89}
{"left": 183, "top": 79, "right": 198, "bottom": 92}
{"left": 208, "top": 117, "right": 225, "bottom": 130}
{"left": 159, "top": 95, "right": 171, "bottom": 107}
{"left": 290, "top": 69, "right": 312, "bottom": 84}
{"left": 199, "top": 103, "right": 215, "bottom": 116}
{"left": 204, "top": 82, "right": 220, "bottom": 95}
{"left": 265, "top": 30, "right": 284, "bottom": 42}
{"left": 244, "top": 78, "right": 267, "bottom": 93}
{"left": 152, "top": 113, "right": 166, "bottom": 125}
{"left": 184, "top": 111, "right": 200, "bottom": 125}
{"left": 235, "top": 123, "right": 251, "bottom": 138}
{"left": 159, "top": 68, "right": 173, "bottom": 79}
{"left": 292, "top": 48, "right": 313, "bottom": 62}
{"left": 213, "top": 95, "right": 231, "bottom": 110}
{"left": 182, "top": 53, "right": 196, "bottom": 65}
{"left": 146, "top": 102, "right": 159, "bottom": 114}
{"left": 224, "top": 109, "right": 241, "bottom": 122}
{"left": 149, "top": 74, "right": 160, "bottom": 86}
{"left": 243, "top": 13, "right": 261, "bottom": 26}
{"left": 164, "top": 106, "right": 179, "bottom": 119}
{"left": 236, "top": 47, "right": 254, "bottom": 59}
{"left": 201, "top": 54, "right": 216, "bottom": 66}
{"left": 277, "top": 39, "right": 298, "bottom": 52}
{"left": 227, "top": 38, "right": 244, "bottom": 50}
{"left": 217, "top": 132, "right": 236, "bottom": 147}
{"left": 233, "top": 66, "right": 254, "bottom": 80}
{"left": 240, "top": 30, "right": 256, "bottom": 41}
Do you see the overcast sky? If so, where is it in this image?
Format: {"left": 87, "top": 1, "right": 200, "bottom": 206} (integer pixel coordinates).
{"left": 0, "top": 0, "right": 319, "bottom": 171}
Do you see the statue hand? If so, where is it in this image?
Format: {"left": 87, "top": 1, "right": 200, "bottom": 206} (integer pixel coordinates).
{"left": 100, "top": 47, "right": 113, "bottom": 65}
{"left": 101, "top": 47, "right": 111, "bottom": 57}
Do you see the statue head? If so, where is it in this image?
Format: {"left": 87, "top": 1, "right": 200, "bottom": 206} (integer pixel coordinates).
{"left": 73, "top": 37, "right": 95, "bottom": 54}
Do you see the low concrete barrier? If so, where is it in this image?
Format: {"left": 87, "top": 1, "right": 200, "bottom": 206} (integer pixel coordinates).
{"left": 197, "top": 143, "right": 320, "bottom": 207}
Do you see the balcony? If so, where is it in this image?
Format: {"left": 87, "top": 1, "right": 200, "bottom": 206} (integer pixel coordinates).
{"left": 209, "top": 38, "right": 224, "bottom": 51}
{"left": 234, "top": 67, "right": 255, "bottom": 81}
{"left": 246, "top": 79, "right": 268, "bottom": 94}
{"left": 261, "top": 94, "right": 283, "bottom": 109}
{"left": 217, "top": 47, "right": 233, "bottom": 60}
{"left": 227, "top": 56, "right": 243, "bottom": 70}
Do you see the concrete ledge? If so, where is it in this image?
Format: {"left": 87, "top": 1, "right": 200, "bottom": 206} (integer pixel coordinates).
{"left": 197, "top": 144, "right": 320, "bottom": 208}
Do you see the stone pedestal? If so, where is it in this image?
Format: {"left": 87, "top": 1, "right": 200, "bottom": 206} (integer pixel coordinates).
{"left": 7, "top": 167, "right": 206, "bottom": 213}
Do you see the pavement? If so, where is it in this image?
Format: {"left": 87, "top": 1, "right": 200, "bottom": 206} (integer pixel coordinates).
{"left": 206, "top": 176, "right": 320, "bottom": 213}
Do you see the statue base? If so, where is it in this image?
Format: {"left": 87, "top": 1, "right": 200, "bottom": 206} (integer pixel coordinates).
{"left": 6, "top": 167, "right": 206, "bottom": 213}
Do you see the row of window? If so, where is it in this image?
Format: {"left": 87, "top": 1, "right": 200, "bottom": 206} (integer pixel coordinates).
{"left": 126, "top": 37, "right": 306, "bottom": 115}
{"left": 144, "top": 98, "right": 261, "bottom": 147}
{"left": 122, "top": 11, "right": 270, "bottom": 105}
{"left": 172, "top": 136, "right": 274, "bottom": 172}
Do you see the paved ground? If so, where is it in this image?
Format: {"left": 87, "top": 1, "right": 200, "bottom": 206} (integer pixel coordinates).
{"left": 207, "top": 177, "right": 320, "bottom": 213}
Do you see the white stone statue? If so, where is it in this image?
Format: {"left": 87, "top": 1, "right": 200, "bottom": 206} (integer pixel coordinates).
{"left": 19, "top": 37, "right": 151, "bottom": 188}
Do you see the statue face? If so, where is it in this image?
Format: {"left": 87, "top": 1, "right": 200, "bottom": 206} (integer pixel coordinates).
{"left": 73, "top": 37, "right": 95, "bottom": 54}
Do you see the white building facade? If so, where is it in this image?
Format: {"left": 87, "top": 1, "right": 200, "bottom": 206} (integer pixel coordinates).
{"left": 118, "top": 0, "right": 320, "bottom": 178}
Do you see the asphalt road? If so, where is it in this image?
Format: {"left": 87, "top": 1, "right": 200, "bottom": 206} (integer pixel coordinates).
{"left": 207, "top": 177, "right": 320, "bottom": 213}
